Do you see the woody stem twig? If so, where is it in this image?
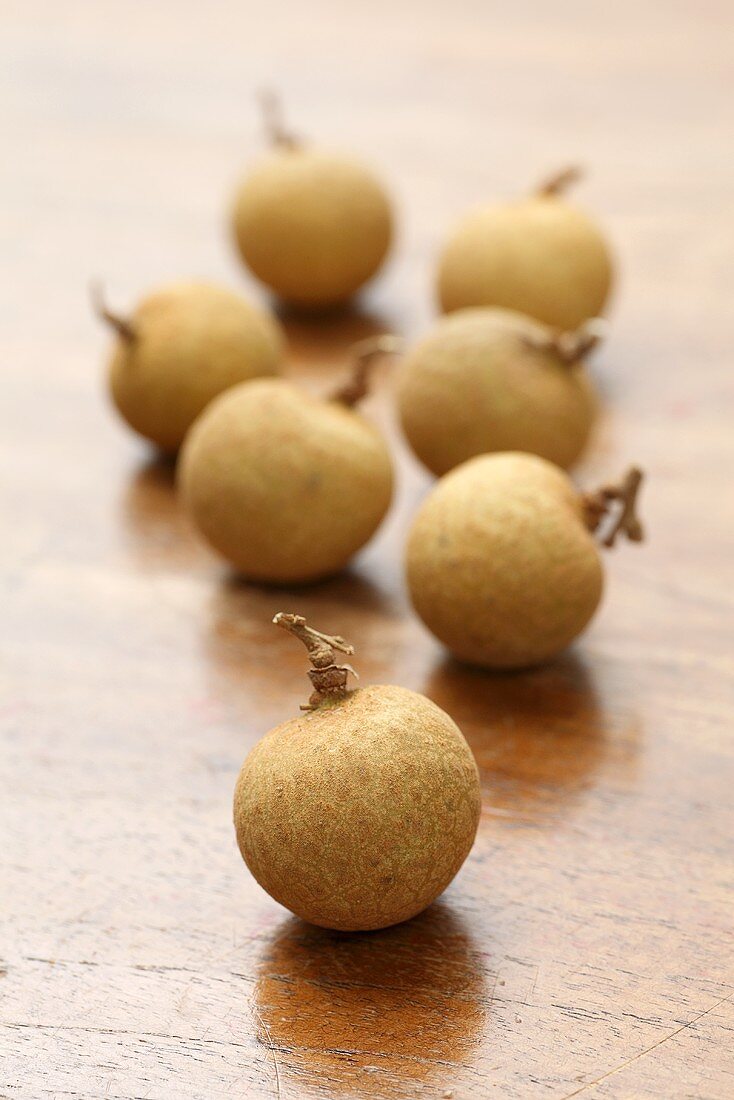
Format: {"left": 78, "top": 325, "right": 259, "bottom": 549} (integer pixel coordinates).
{"left": 523, "top": 318, "right": 606, "bottom": 366}
{"left": 90, "top": 281, "right": 136, "bottom": 342}
{"left": 536, "top": 165, "right": 583, "bottom": 198}
{"left": 330, "top": 335, "right": 404, "bottom": 407}
{"left": 273, "top": 612, "right": 357, "bottom": 711}
{"left": 258, "top": 88, "right": 300, "bottom": 149}
{"left": 583, "top": 467, "right": 645, "bottom": 548}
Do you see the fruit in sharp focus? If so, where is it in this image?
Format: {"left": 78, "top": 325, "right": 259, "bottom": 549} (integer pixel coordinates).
{"left": 406, "top": 453, "right": 644, "bottom": 669}
{"left": 95, "top": 281, "right": 284, "bottom": 452}
{"left": 231, "top": 92, "right": 393, "bottom": 307}
{"left": 178, "top": 336, "right": 400, "bottom": 583}
{"left": 437, "top": 166, "right": 613, "bottom": 330}
{"left": 233, "top": 613, "right": 481, "bottom": 931}
{"left": 397, "top": 306, "right": 602, "bottom": 476}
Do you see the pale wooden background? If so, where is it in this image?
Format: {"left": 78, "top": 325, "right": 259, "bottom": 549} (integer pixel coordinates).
{"left": 2, "top": 1, "right": 733, "bottom": 1098}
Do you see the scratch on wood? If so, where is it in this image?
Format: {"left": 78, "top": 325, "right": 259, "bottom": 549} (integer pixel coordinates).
{"left": 561, "top": 991, "right": 733, "bottom": 1098}
{"left": 524, "top": 965, "right": 540, "bottom": 1006}
{"left": 252, "top": 1003, "right": 283, "bottom": 1100}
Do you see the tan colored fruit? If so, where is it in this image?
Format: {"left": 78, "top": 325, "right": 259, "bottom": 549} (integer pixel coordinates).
{"left": 178, "top": 336, "right": 400, "bottom": 583}
{"left": 233, "top": 613, "right": 481, "bottom": 931}
{"left": 95, "top": 281, "right": 283, "bottom": 452}
{"left": 406, "top": 453, "right": 644, "bottom": 669}
{"left": 437, "top": 167, "right": 613, "bottom": 331}
{"left": 231, "top": 93, "right": 393, "bottom": 307}
{"left": 397, "top": 306, "right": 601, "bottom": 476}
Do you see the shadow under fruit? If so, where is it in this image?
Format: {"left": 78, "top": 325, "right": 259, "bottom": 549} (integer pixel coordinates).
{"left": 425, "top": 652, "right": 642, "bottom": 818}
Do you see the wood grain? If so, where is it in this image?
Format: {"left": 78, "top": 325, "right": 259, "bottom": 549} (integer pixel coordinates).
{"left": 2, "top": 1, "right": 733, "bottom": 1097}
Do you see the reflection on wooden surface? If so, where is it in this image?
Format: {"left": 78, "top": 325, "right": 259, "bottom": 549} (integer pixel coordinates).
{"left": 254, "top": 905, "right": 487, "bottom": 1098}
{"left": 426, "top": 654, "right": 641, "bottom": 815}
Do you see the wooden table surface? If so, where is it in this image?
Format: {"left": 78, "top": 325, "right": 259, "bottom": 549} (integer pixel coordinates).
{"left": 2, "top": 2, "right": 733, "bottom": 1097}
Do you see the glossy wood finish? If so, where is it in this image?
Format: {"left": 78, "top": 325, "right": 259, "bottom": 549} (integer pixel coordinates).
{"left": 2, "top": 2, "right": 733, "bottom": 1097}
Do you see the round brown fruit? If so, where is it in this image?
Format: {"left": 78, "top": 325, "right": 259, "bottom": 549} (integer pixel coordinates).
{"left": 437, "top": 167, "right": 613, "bottom": 331}
{"left": 397, "top": 307, "right": 601, "bottom": 477}
{"left": 233, "top": 613, "right": 481, "bottom": 931}
{"left": 96, "top": 281, "right": 283, "bottom": 452}
{"left": 406, "top": 453, "right": 644, "bottom": 669}
{"left": 178, "top": 337, "right": 399, "bottom": 583}
{"left": 232, "top": 94, "right": 393, "bottom": 308}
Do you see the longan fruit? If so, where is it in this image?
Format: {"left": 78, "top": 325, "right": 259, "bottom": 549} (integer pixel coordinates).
{"left": 437, "top": 167, "right": 613, "bottom": 331}
{"left": 231, "top": 93, "right": 393, "bottom": 307}
{"left": 233, "top": 613, "right": 481, "bottom": 931}
{"left": 95, "top": 281, "right": 284, "bottom": 452}
{"left": 406, "top": 453, "right": 644, "bottom": 669}
{"left": 397, "top": 306, "right": 602, "bottom": 477}
{"left": 178, "top": 336, "right": 401, "bottom": 583}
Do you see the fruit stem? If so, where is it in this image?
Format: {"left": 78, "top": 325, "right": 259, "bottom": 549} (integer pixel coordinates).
{"left": 330, "top": 335, "right": 404, "bottom": 407}
{"left": 554, "top": 318, "right": 607, "bottom": 364}
{"left": 536, "top": 165, "right": 583, "bottom": 198}
{"left": 273, "top": 612, "right": 358, "bottom": 711}
{"left": 525, "top": 318, "right": 607, "bottom": 365}
{"left": 258, "top": 88, "right": 301, "bottom": 150}
{"left": 90, "top": 281, "right": 137, "bottom": 342}
{"left": 583, "top": 467, "right": 645, "bottom": 548}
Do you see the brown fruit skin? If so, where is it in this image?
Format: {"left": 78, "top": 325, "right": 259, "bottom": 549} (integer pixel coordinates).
{"left": 437, "top": 196, "right": 613, "bottom": 331}
{"left": 397, "top": 307, "right": 597, "bottom": 477}
{"left": 232, "top": 148, "right": 393, "bottom": 307}
{"left": 178, "top": 379, "right": 393, "bottom": 583}
{"left": 406, "top": 452, "right": 604, "bottom": 669}
{"left": 233, "top": 684, "right": 481, "bottom": 931}
{"left": 108, "top": 282, "right": 283, "bottom": 452}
